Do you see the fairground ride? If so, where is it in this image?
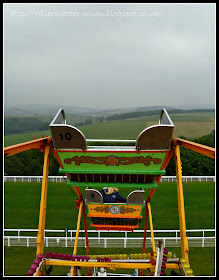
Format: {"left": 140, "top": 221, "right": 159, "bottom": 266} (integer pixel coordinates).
{"left": 4, "top": 108, "right": 215, "bottom": 276}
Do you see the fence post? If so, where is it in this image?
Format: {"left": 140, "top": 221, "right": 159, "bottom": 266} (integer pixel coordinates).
{"left": 8, "top": 237, "right": 10, "bottom": 247}
{"left": 27, "top": 237, "right": 29, "bottom": 247}
{"left": 202, "top": 231, "right": 205, "bottom": 247}
{"left": 18, "top": 230, "right": 20, "bottom": 242}
{"left": 124, "top": 232, "right": 127, "bottom": 248}
{"left": 98, "top": 231, "right": 100, "bottom": 243}
{"left": 65, "top": 231, "right": 68, "bottom": 247}
{"left": 46, "top": 238, "right": 48, "bottom": 247}
{"left": 176, "top": 231, "right": 178, "bottom": 243}
{"left": 104, "top": 239, "right": 107, "bottom": 248}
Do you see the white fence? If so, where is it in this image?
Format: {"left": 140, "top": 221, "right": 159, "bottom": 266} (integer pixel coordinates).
{"left": 3, "top": 176, "right": 216, "bottom": 183}
{"left": 4, "top": 229, "right": 215, "bottom": 249}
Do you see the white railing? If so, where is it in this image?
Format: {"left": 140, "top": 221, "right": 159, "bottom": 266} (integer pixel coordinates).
{"left": 3, "top": 176, "right": 216, "bottom": 183}
{"left": 4, "top": 229, "right": 215, "bottom": 249}
{"left": 160, "top": 176, "right": 215, "bottom": 182}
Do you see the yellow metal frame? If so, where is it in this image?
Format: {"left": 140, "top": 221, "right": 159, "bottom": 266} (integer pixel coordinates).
{"left": 174, "top": 138, "right": 215, "bottom": 159}
{"left": 36, "top": 143, "right": 52, "bottom": 256}
{"left": 43, "top": 259, "right": 179, "bottom": 270}
{"left": 174, "top": 142, "right": 189, "bottom": 262}
{"left": 147, "top": 202, "right": 155, "bottom": 253}
{"left": 4, "top": 136, "right": 52, "bottom": 157}
{"left": 70, "top": 200, "right": 84, "bottom": 276}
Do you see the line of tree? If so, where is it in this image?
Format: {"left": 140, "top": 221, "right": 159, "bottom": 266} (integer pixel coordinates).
{"left": 4, "top": 117, "right": 52, "bottom": 135}
{"left": 74, "top": 116, "right": 104, "bottom": 127}
{"left": 4, "top": 116, "right": 105, "bottom": 135}
{"left": 105, "top": 109, "right": 215, "bottom": 121}
{"left": 4, "top": 131, "right": 215, "bottom": 177}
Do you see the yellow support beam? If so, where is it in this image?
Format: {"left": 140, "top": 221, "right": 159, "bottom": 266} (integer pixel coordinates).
{"left": 174, "top": 138, "right": 215, "bottom": 159}
{"left": 147, "top": 202, "right": 155, "bottom": 253}
{"left": 44, "top": 259, "right": 180, "bottom": 270}
{"left": 4, "top": 136, "right": 52, "bottom": 157}
{"left": 174, "top": 143, "right": 189, "bottom": 262}
{"left": 36, "top": 143, "right": 51, "bottom": 256}
{"left": 70, "top": 200, "right": 84, "bottom": 276}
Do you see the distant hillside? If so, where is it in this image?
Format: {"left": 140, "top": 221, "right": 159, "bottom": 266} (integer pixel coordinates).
{"left": 105, "top": 109, "right": 215, "bottom": 121}
{"left": 4, "top": 104, "right": 100, "bottom": 116}
{"left": 4, "top": 103, "right": 215, "bottom": 117}
{"left": 131, "top": 106, "right": 174, "bottom": 112}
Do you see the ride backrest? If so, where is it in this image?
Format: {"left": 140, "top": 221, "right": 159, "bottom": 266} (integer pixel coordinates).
{"left": 127, "top": 190, "right": 145, "bottom": 205}
{"left": 50, "top": 108, "right": 87, "bottom": 150}
{"left": 85, "top": 188, "right": 103, "bottom": 203}
{"left": 135, "top": 108, "right": 174, "bottom": 150}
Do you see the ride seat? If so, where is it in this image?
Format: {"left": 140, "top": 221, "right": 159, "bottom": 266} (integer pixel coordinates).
{"left": 127, "top": 189, "right": 145, "bottom": 206}
{"left": 85, "top": 188, "right": 103, "bottom": 203}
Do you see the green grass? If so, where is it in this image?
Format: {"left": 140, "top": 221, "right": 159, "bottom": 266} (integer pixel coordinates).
{"left": 4, "top": 246, "right": 215, "bottom": 276}
{"left": 4, "top": 181, "right": 215, "bottom": 276}
{"left": 4, "top": 181, "right": 215, "bottom": 231}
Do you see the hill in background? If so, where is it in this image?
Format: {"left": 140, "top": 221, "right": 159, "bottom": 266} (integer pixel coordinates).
{"left": 4, "top": 103, "right": 215, "bottom": 116}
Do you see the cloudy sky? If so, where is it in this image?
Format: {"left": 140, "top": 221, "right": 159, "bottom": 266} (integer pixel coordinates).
{"left": 4, "top": 3, "right": 215, "bottom": 110}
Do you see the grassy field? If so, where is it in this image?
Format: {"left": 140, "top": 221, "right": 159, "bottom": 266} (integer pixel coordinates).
{"left": 4, "top": 181, "right": 215, "bottom": 276}
{"left": 4, "top": 181, "right": 215, "bottom": 231}
{"left": 4, "top": 112, "right": 215, "bottom": 147}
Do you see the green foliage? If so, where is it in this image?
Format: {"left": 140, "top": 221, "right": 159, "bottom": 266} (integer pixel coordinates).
{"left": 4, "top": 117, "right": 51, "bottom": 135}
{"left": 166, "top": 147, "right": 215, "bottom": 176}
{"left": 165, "top": 131, "right": 215, "bottom": 176}
{"left": 192, "top": 130, "right": 215, "bottom": 147}
{"left": 4, "top": 150, "right": 59, "bottom": 176}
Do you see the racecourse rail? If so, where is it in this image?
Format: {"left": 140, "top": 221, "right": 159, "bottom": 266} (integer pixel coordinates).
{"left": 4, "top": 229, "right": 215, "bottom": 249}
{"left": 4, "top": 176, "right": 216, "bottom": 183}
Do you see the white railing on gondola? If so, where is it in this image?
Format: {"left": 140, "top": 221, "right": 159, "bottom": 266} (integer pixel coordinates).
{"left": 4, "top": 229, "right": 215, "bottom": 249}
{"left": 4, "top": 176, "right": 215, "bottom": 183}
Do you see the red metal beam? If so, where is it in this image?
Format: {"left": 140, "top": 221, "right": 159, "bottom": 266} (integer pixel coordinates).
{"left": 146, "top": 189, "right": 156, "bottom": 203}
{"left": 156, "top": 148, "right": 174, "bottom": 184}
{"left": 4, "top": 136, "right": 52, "bottom": 157}
{"left": 82, "top": 203, "right": 90, "bottom": 256}
{"left": 173, "top": 138, "right": 215, "bottom": 159}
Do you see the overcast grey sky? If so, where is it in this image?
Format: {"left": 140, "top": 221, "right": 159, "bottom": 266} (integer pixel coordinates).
{"left": 4, "top": 3, "right": 215, "bottom": 110}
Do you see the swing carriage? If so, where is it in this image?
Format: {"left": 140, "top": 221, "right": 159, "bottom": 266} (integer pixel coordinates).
{"left": 50, "top": 108, "right": 174, "bottom": 231}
